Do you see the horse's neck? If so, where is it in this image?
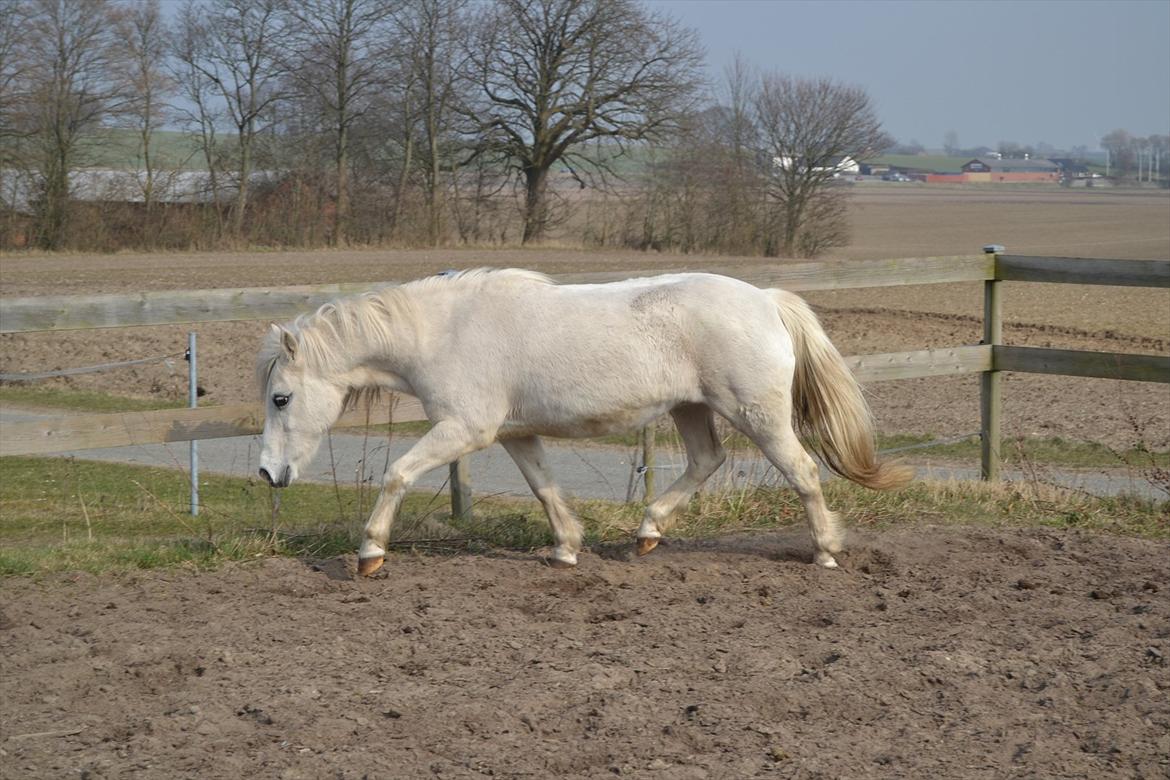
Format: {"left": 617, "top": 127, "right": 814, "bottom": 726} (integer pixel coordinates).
{"left": 330, "top": 291, "right": 435, "bottom": 384}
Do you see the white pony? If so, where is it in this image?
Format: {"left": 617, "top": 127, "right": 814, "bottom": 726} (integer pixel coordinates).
{"left": 257, "top": 269, "right": 910, "bottom": 576}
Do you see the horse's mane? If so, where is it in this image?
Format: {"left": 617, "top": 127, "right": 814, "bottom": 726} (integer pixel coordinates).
{"left": 257, "top": 268, "right": 552, "bottom": 403}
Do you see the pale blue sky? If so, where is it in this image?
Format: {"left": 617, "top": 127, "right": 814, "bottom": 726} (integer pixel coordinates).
{"left": 654, "top": 0, "right": 1170, "bottom": 150}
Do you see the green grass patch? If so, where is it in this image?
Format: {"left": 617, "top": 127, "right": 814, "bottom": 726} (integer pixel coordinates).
{"left": 0, "top": 455, "right": 506, "bottom": 576}
{"left": 1, "top": 454, "right": 1165, "bottom": 577}
{"left": 0, "top": 385, "right": 183, "bottom": 413}
{"left": 78, "top": 128, "right": 207, "bottom": 171}
{"left": 868, "top": 154, "right": 973, "bottom": 174}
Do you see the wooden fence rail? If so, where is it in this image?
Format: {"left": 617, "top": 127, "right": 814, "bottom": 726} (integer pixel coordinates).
{"left": 0, "top": 255, "right": 993, "bottom": 334}
{"left": 995, "top": 256, "right": 1170, "bottom": 287}
{"left": 0, "top": 346, "right": 998, "bottom": 458}
{"left": 0, "top": 396, "right": 424, "bottom": 457}
{"left": 2, "top": 253, "right": 1167, "bottom": 489}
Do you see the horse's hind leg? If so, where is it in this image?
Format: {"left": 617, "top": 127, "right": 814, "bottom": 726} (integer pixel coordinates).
{"left": 636, "top": 403, "right": 727, "bottom": 556}
{"left": 502, "top": 436, "right": 584, "bottom": 567}
{"left": 743, "top": 422, "right": 842, "bottom": 569}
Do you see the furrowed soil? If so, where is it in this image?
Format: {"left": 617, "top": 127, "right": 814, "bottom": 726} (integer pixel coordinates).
{"left": 2, "top": 526, "right": 1169, "bottom": 779}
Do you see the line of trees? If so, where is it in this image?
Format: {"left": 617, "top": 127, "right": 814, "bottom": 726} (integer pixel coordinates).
{"left": 631, "top": 59, "right": 889, "bottom": 257}
{"left": 1100, "top": 129, "right": 1169, "bottom": 182}
{"left": 1, "top": 0, "right": 889, "bottom": 257}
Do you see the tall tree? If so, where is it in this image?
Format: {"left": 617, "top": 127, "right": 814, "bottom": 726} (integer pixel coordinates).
{"left": 0, "top": 1, "right": 31, "bottom": 165}
{"left": 1150, "top": 135, "right": 1169, "bottom": 182}
{"left": 1101, "top": 129, "right": 1134, "bottom": 178}
{"left": 280, "top": 0, "right": 395, "bottom": 246}
{"left": 715, "top": 54, "right": 763, "bottom": 252}
{"left": 753, "top": 73, "right": 889, "bottom": 257}
{"left": 113, "top": 0, "right": 172, "bottom": 236}
{"left": 21, "top": 0, "right": 124, "bottom": 249}
{"left": 172, "top": 2, "right": 227, "bottom": 239}
{"left": 397, "top": 0, "right": 467, "bottom": 245}
{"left": 943, "top": 129, "right": 958, "bottom": 156}
{"left": 0, "top": 1, "right": 31, "bottom": 246}
{"left": 175, "top": 0, "right": 287, "bottom": 241}
{"left": 462, "top": 0, "right": 702, "bottom": 243}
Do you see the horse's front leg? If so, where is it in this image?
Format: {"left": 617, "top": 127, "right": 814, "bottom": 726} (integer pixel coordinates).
{"left": 358, "top": 419, "right": 491, "bottom": 576}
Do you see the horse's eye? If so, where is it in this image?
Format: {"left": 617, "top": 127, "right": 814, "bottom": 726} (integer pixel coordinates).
{"left": 272, "top": 394, "right": 290, "bottom": 409}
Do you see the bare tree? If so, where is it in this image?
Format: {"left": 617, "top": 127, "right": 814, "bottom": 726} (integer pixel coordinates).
{"left": 1100, "top": 129, "right": 1134, "bottom": 178}
{"left": 114, "top": 0, "right": 173, "bottom": 238}
{"left": 754, "top": 73, "right": 889, "bottom": 257}
{"left": 887, "top": 138, "right": 924, "bottom": 155}
{"left": 172, "top": 3, "right": 228, "bottom": 240}
{"left": 397, "top": 0, "right": 468, "bottom": 245}
{"left": 175, "top": 0, "right": 287, "bottom": 241}
{"left": 1150, "top": 134, "right": 1169, "bottom": 182}
{"left": 0, "top": 1, "right": 32, "bottom": 246}
{"left": 17, "top": 0, "right": 126, "bottom": 249}
{"left": 0, "top": 1, "right": 32, "bottom": 164}
{"left": 638, "top": 55, "right": 765, "bottom": 255}
{"left": 280, "top": 0, "right": 396, "bottom": 246}
{"left": 943, "top": 129, "right": 958, "bottom": 156}
{"left": 462, "top": 0, "right": 703, "bottom": 243}
{"left": 713, "top": 54, "right": 764, "bottom": 252}
{"left": 1134, "top": 136, "right": 1150, "bottom": 182}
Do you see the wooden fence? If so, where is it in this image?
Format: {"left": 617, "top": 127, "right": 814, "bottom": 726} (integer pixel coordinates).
{"left": 2, "top": 252, "right": 1167, "bottom": 490}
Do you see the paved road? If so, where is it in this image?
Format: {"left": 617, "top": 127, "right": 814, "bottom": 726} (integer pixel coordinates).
{"left": 2, "top": 408, "right": 1163, "bottom": 502}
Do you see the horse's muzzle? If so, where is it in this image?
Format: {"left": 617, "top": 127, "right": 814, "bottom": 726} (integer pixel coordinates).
{"left": 259, "top": 465, "right": 291, "bottom": 488}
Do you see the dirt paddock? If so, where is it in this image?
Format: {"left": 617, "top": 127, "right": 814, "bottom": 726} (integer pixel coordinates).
{"left": 2, "top": 524, "right": 1168, "bottom": 779}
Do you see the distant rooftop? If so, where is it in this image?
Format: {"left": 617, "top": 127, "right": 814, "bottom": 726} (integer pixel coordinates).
{"left": 964, "top": 158, "right": 1059, "bottom": 172}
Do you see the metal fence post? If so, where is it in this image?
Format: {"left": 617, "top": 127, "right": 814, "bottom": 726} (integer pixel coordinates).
{"left": 980, "top": 246, "right": 1003, "bottom": 481}
{"left": 187, "top": 331, "right": 199, "bottom": 515}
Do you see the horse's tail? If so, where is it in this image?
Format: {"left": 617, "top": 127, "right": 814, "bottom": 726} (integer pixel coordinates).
{"left": 770, "top": 289, "right": 913, "bottom": 491}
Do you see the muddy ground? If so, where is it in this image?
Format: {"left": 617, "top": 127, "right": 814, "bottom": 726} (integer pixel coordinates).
{"left": 2, "top": 525, "right": 1168, "bottom": 779}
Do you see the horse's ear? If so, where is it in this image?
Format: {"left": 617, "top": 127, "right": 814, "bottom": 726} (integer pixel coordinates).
{"left": 270, "top": 324, "right": 297, "bottom": 361}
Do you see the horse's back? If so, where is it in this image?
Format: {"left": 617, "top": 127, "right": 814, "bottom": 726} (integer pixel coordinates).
{"left": 404, "top": 271, "right": 799, "bottom": 436}
{"left": 432, "top": 271, "right": 791, "bottom": 377}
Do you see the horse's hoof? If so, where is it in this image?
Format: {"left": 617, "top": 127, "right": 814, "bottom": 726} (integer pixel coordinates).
{"left": 546, "top": 557, "right": 576, "bottom": 570}
{"left": 357, "top": 556, "right": 385, "bottom": 577}
{"left": 814, "top": 551, "right": 839, "bottom": 569}
{"left": 636, "top": 537, "right": 659, "bottom": 556}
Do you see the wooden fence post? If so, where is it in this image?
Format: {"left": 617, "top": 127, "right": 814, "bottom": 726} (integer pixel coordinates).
{"left": 450, "top": 458, "right": 472, "bottom": 520}
{"left": 980, "top": 246, "right": 1004, "bottom": 481}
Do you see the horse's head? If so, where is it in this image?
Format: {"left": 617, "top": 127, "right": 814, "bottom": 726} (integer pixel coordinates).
{"left": 257, "top": 324, "right": 348, "bottom": 488}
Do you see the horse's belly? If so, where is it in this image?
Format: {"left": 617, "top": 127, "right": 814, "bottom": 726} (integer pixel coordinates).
{"left": 501, "top": 397, "right": 681, "bottom": 440}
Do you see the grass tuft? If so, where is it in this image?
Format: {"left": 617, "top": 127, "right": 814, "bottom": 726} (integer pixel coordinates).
{"left": 0, "top": 385, "right": 183, "bottom": 413}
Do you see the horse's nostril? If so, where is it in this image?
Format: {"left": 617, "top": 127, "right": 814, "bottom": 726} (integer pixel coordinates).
{"left": 259, "top": 467, "right": 274, "bottom": 486}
